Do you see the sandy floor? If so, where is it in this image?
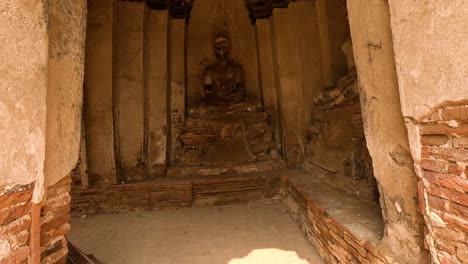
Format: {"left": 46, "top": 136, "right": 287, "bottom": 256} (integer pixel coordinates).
{"left": 68, "top": 202, "right": 325, "bottom": 264}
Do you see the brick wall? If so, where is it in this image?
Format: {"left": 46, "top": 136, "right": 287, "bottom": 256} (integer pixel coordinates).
{"left": 282, "top": 177, "right": 394, "bottom": 264}
{"left": 0, "top": 184, "right": 33, "bottom": 264}
{"left": 40, "top": 176, "right": 72, "bottom": 264}
{"left": 418, "top": 103, "right": 468, "bottom": 264}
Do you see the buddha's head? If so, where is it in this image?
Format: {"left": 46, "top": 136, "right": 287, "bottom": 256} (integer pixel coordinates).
{"left": 214, "top": 34, "right": 230, "bottom": 59}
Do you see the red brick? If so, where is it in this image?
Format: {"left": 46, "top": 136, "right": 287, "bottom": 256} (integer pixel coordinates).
{"left": 40, "top": 223, "right": 70, "bottom": 247}
{"left": 40, "top": 214, "right": 70, "bottom": 234}
{"left": 421, "top": 135, "right": 450, "bottom": 146}
{"left": 0, "top": 203, "right": 31, "bottom": 226}
{"left": 433, "top": 226, "right": 466, "bottom": 243}
{"left": 421, "top": 159, "right": 464, "bottom": 175}
{"left": 0, "top": 215, "right": 31, "bottom": 236}
{"left": 447, "top": 200, "right": 468, "bottom": 219}
{"left": 422, "top": 146, "right": 468, "bottom": 162}
{"left": 435, "top": 238, "right": 456, "bottom": 255}
{"left": 0, "top": 190, "right": 32, "bottom": 211}
{"left": 441, "top": 212, "right": 468, "bottom": 233}
{"left": 427, "top": 184, "right": 468, "bottom": 206}
{"left": 438, "top": 251, "right": 462, "bottom": 264}
{"left": 420, "top": 123, "right": 468, "bottom": 136}
{"left": 441, "top": 107, "right": 468, "bottom": 121}
{"left": 423, "top": 171, "right": 468, "bottom": 192}
{"left": 428, "top": 195, "right": 468, "bottom": 219}
{"left": 0, "top": 246, "right": 29, "bottom": 264}
{"left": 456, "top": 244, "right": 468, "bottom": 263}
{"left": 428, "top": 195, "right": 447, "bottom": 212}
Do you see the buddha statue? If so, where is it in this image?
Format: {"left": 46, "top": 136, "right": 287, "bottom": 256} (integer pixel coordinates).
{"left": 313, "top": 37, "right": 359, "bottom": 110}
{"left": 201, "top": 33, "right": 245, "bottom": 105}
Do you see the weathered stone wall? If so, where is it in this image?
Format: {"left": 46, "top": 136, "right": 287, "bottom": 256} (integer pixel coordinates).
{"left": 347, "top": 0, "right": 430, "bottom": 263}
{"left": 417, "top": 103, "right": 467, "bottom": 263}
{"left": 0, "top": 0, "right": 48, "bottom": 200}
{"left": 45, "top": 0, "right": 87, "bottom": 188}
{"left": 0, "top": 1, "right": 48, "bottom": 262}
{"left": 1, "top": 0, "right": 85, "bottom": 262}
{"left": 187, "top": 0, "right": 260, "bottom": 106}
{"left": 117, "top": 1, "right": 146, "bottom": 180}
{"left": 270, "top": 1, "right": 323, "bottom": 166}
{"left": 388, "top": 0, "right": 467, "bottom": 120}
{"left": 0, "top": 184, "right": 33, "bottom": 264}
{"left": 40, "top": 176, "right": 72, "bottom": 264}
{"left": 84, "top": 0, "right": 117, "bottom": 185}
{"left": 145, "top": 10, "right": 169, "bottom": 177}
{"left": 386, "top": 1, "right": 467, "bottom": 263}
{"left": 316, "top": 0, "right": 349, "bottom": 87}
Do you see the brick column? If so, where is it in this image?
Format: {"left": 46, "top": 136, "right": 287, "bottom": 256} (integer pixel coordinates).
{"left": 417, "top": 103, "right": 468, "bottom": 263}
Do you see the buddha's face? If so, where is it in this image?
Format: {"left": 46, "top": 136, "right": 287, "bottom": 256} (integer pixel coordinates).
{"left": 214, "top": 37, "right": 230, "bottom": 59}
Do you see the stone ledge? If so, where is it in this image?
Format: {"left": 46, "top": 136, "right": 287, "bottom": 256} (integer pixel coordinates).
{"left": 281, "top": 171, "right": 394, "bottom": 264}
{"left": 71, "top": 171, "right": 284, "bottom": 216}
{"left": 166, "top": 160, "right": 287, "bottom": 177}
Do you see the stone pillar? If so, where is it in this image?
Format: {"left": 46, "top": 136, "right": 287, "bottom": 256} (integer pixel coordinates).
{"left": 270, "top": 1, "right": 323, "bottom": 166}
{"left": 168, "top": 19, "right": 187, "bottom": 164}
{"left": 0, "top": 1, "right": 48, "bottom": 263}
{"left": 255, "top": 19, "right": 280, "bottom": 142}
{"left": 347, "top": 0, "right": 429, "bottom": 263}
{"left": 117, "top": 1, "right": 145, "bottom": 181}
{"left": 85, "top": 0, "right": 117, "bottom": 185}
{"left": 145, "top": 10, "right": 169, "bottom": 176}
{"left": 45, "top": 0, "right": 87, "bottom": 189}
{"left": 387, "top": 1, "right": 467, "bottom": 263}
{"left": 315, "top": 0, "right": 334, "bottom": 87}
{"left": 41, "top": 0, "right": 87, "bottom": 263}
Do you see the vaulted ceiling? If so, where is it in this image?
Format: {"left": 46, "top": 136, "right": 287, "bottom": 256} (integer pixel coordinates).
{"left": 132, "top": 0, "right": 294, "bottom": 22}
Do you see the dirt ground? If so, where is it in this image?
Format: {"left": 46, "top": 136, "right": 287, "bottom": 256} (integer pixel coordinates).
{"left": 68, "top": 202, "right": 325, "bottom": 264}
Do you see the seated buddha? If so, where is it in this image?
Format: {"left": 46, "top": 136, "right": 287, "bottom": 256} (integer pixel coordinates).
{"left": 201, "top": 33, "right": 245, "bottom": 105}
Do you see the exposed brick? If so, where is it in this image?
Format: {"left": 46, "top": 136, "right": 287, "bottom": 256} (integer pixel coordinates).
{"left": 0, "top": 215, "right": 31, "bottom": 236}
{"left": 41, "top": 214, "right": 70, "bottom": 235}
{"left": 423, "top": 171, "right": 468, "bottom": 193}
{"left": 456, "top": 243, "right": 468, "bottom": 263}
{"left": 427, "top": 184, "right": 468, "bottom": 206}
{"left": 433, "top": 226, "right": 466, "bottom": 243}
{"left": 441, "top": 107, "right": 468, "bottom": 122}
{"left": 0, "top": 190, "right": 32, "bottom": 211}
{"left": 0, "top": 246, "right": 29, "bottom": 264}
{"left": 422, "top": 146, "right": 468, "bottom": 162}
{"left": 434, "top": 237, "right": 457, "bottom": 255}
{"left": 0, "top": 203, "right": 31, "bottom": 226}
{"left": 420, "top": 123, "right": 468, "bottom": 136}
{"left": 440, "top": 212, "right": 468, "bottom": 233}
{"left": 421, "top": 159, "right": 464, "bottom": 175}
{"left": 421, "top": 135, "right": 450, "bottom": 146}
{"left": 447, "top": 200, "right": 468, "bottom": 219}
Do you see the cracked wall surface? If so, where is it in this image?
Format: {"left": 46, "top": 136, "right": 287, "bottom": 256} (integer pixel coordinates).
{"left": 347, "top": 0, "right": 430, "bottom": 263}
